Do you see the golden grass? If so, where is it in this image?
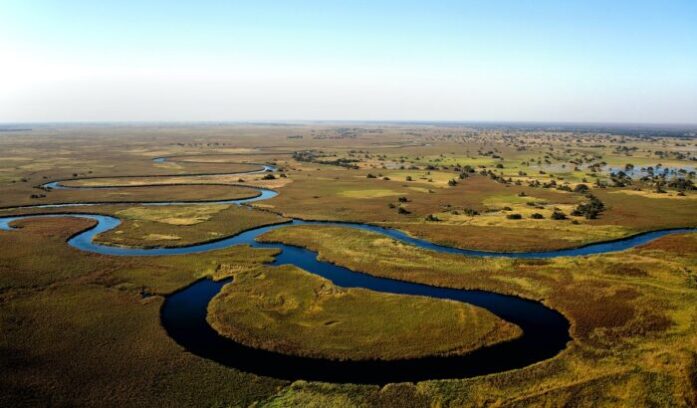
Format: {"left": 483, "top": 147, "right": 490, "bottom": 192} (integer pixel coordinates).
{"left": 259, "top": 225, "right": 697, "bottom": 406}
{"left": 97, "top": 204, "right": 287, "bottom": 248}
{"left": 2, "top": 125, "right": 697, "bottom": 406}
{"left": 337, "top": 188, "right": 401, "bottom": 198}
{"left": 0, "top": 217, "right": 285, "bottom": 406}
{"left": 116, "top": 204, "right": 230, "bottom": 225}
{"left": 208, "top": 265, "right": 521, "bottom": 360}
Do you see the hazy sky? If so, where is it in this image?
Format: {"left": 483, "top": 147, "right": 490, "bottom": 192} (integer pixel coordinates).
{"left": 2, "top": 1, "right": 696, "bottom": 123}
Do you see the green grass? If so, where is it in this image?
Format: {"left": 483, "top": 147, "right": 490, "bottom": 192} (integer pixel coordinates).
{"left": 96, "top": 204, "right": 287, "bottom": 248}
{"left": 258, "top": 224, "right": 697, "bottom": 406}
{"left": 208, "top": 265, "right": 521, "bottom": 360}
{"left": 0, "top": 217, "right": 285, "bottom": 407}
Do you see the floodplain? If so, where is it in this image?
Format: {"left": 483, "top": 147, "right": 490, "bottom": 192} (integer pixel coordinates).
{"left": 1, "top": 123, "right": 696, "bottom": 407}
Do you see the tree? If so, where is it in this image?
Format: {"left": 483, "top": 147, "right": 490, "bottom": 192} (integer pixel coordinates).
{"left": 573, "top": 184, "right": 589, "bottom": 193}
{"left": 462, "top": 208, "right": 479, "bottom": 216}
{"left": 667, "top": 178, "right": 695, "bottom": 191}
{"left": 571, "top": 194, "right": 605, "bottom": 219}
{"left": 551, "top": 210, "right": 567, "bottom": 220}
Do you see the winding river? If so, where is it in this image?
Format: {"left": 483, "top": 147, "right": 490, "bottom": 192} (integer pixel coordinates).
{"left": 1, "top": 157, "right": 694, "bottom": 384}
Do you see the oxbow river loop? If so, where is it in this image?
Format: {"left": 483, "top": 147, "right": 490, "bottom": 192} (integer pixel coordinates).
{"left": 1, "top": 157, "right": 694, "bottom": 383}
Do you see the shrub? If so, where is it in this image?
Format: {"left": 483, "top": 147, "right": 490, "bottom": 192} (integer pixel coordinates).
{"left": 506, "top": 213, "right": 522, "bottom": 220}
{"left": 574, "top": 184, "right": 590, "bottom": 193}
{"left": 551, "top": 210, "right": 567, "bottom": 220}
{"left": 462, "top": 208, "right": 479, "bottom": 216}
{"left": 572, "top": 194, "right": 605, "bottom": 219}
{"left": 531, "top": 213, "right": 544, "bottom": 219}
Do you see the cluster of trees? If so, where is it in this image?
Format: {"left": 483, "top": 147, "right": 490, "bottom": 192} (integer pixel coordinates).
{"left": 571, "top": 194, "right": 605, "bottom": 219}
{"left": 667, "top": 178, "right": 695, "bottom": 191}
{"left": 387, "top": 196, "right": 412, "bottom": 215}
{"left": 610, "top": 171, "right": 633, "bottom": 187}
{"left": 292, "top": 150, "right": 360, "bottom": 169}
{"left": 449, "top": 208, "right": 479, "bottom": 216}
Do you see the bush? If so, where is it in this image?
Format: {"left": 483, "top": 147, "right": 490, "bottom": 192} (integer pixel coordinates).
{"left": 262, "top": 173, "right": 276, "bottom": 180}
{"left": 366, "top": 173, "right": 377, "bottom": 178}
{"left": 667, "top": 178, "right": 695, "bottom": 191}
{"left": 425, "top": 214, "right": 440, "bottom": 222}
{"left": 448, "top": 179, "right": 458, "bottom": 186}
{"left": 397, "top": 207, "right": 411, "bottom": 215}
{"left": 573, "top": 184, "right": 590, "bottom": 193}
{"left": 572, "top": 194, "right": 605, "bottom": 219}
{"left": 531, "top": 213, "right": 544, "bottom": 219}
{"left": 506, "top": 213, "right": 522, "bottom": 220}
{"left": 551, "top": 211, "right": 567, "bottom": 220}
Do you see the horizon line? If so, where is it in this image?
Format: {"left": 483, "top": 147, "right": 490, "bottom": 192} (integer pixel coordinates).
{"left": 1, "top": 120, "right": 697, "bottom": 128}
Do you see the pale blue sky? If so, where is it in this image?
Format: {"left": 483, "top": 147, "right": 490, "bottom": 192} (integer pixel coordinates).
{"left": 1, "top": 1, "right": 696, "bottom": 123}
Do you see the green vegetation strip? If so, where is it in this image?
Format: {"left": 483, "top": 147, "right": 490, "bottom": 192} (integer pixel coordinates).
{"left": 207, "top": 265, "right": 521, "bottom": 361}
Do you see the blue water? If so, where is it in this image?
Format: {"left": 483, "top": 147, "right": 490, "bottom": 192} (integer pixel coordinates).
{"left": 1, "top": 214, "right": 694, "bottom": 259}
{"left": 1, "top": 155, "right": 694, "bottom": 383}
{"left": 606, "top": 165, "right": 696, "bottom": 179}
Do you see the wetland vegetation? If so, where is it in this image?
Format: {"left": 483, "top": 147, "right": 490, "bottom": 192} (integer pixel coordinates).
{"left": 1, "top": 123, "right": 696, "bottom": 406}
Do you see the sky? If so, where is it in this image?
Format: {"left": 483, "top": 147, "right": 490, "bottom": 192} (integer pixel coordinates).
{"left": 1, "top": 1, "right": 696, "bottom": 124}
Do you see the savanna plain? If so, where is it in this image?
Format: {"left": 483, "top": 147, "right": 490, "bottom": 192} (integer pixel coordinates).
{"left": 1, "top": 123, "right": 696, "bottom": 407}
